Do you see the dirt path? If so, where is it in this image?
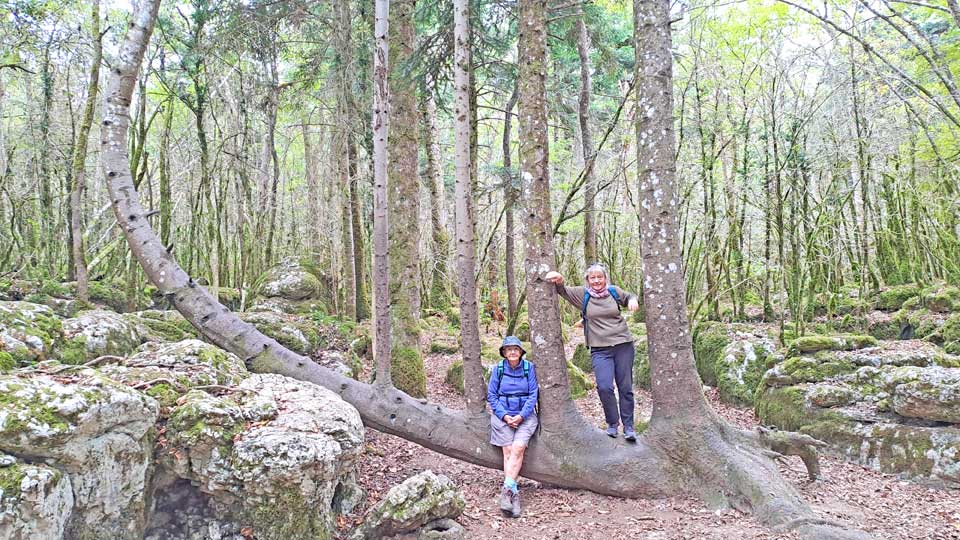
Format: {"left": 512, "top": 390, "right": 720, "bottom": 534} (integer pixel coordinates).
{"left": 347, "top": 342, "right": 960, "bottom": 540}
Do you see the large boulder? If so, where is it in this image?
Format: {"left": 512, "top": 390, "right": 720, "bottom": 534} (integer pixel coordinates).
{"left": 351, "top": 471, "right": 465, "bottom": 540}
{"left": 0, "top": 454, "right": 74, "bottom": 540}
{"left": 0, "top": 373, "right": 159, "bottom": 539}
{"left": 158, "top": 374, "right": 364, "bottom": 540}
{"left": 60, "top": 310, "right": 145, "bottom": 363}
{"left": 256, "top": 260, "right": 323, "bottom": 301}
{"left": 98, "top": 340, "right": 248, "bottom": 408}
{"left": 237, "top": 312, "right": 322, "bottom": 356}
{"left": 0, "top": 302, "right": 63, "bottom": 366}
{"left": 125, "top": 310, "right": 198, "bottom": 344}
{"left": 692, "top": 322, "right": 778, "bottom": 403}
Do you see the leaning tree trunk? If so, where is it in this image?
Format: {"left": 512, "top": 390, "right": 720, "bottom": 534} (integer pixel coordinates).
{"left": 102, "top": 3, "right": 871, "bottom": 540}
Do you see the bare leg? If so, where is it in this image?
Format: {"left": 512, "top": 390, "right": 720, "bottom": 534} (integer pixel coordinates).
{"left": 505, "top": 444, "right": 526, "bottom": 480}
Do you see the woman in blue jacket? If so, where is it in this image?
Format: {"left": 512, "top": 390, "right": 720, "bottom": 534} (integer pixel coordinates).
{"left": 487, "top": 335, "right": 538, "bottom": 518}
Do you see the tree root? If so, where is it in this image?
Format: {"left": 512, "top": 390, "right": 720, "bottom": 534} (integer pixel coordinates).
{"left": 757, "top": 425, "right": 828, "bottom": 480}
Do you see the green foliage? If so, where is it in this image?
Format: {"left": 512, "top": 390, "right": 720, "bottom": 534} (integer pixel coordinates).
{"left": 567, "top": 360, "right": 594, "bottom": 399}
{"left": 59, "top": 336, "right": 88, "bottom": 365}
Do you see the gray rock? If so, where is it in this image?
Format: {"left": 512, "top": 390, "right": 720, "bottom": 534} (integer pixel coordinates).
{"left": 0, "top": 373, "right": 159, "bottom": 539}
{"left": 0, "top": 302, "right": 62, "bottom": 364}
{"left": 257, "top": 260, "right": 322, "bottom": 301}
{"left": 0, "top": 460, "right": 74, "bottom": 540}
{"left": 889, "top": 366, "right": 960, "bottom": 423}
{"left": 808, "top": 384, "right": 860, "bottom": 408}
{"left": 61, "top": 310, "right": 144, "bottom": 361}
{"left": 352, "top": 470, "right": 466, "bottom": 540}
{"left": 162, "top": 374, "right": 364, "bottom": 540}
{"left": 237, "top": 311, "right": 321, "bottom": 356}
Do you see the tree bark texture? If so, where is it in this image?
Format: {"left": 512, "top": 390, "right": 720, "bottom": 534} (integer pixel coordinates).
{"left": 387, "top": 0, "right": 422, "bottom": 359}
{"left": 336, "top": 0, "right": 357, "bottom": 320}
{"left": 577, "top": 13, "right": 597, "bottom": 265}
{"left": 502, "top": 83, "right": 519, "bottom": 320}
{"left": 70, "top": 0, "right": 103, "bottom": 302}
{"left": 101, "top": 3, "right": 872, "bottom": 539}
{"left": 453, "top": 0, "right": 485, "bottom": 415}
{"left": 372, "top": 0, "right": 393, "bottom": 385}
{"left": 423, "top": 91, "right": 450, "bottom": 311}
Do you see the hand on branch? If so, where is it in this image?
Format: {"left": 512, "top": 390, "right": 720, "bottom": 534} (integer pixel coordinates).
{"left": 544, "top": 271, "right": 564, "bottom": 285}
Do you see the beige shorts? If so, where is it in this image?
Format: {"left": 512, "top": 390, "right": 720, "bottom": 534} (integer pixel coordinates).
{"left": 489, "top": 413, "right": 539, "bottom": 447}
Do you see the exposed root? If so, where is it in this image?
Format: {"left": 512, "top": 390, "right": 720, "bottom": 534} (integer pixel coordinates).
{"left": 757, "top": 425, "right": 827, "bottom": 480}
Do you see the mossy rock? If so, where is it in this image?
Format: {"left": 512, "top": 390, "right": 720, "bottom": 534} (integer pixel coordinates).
{"left": 810, "top": 290, "right": 869, "bottom": 317}
{"left": 127, "top": 310, "right": 198, "bottom": 343}
{"left": 807, "top": 383, "right": 860, "bottom": 408}
{"left": 692, "top": 322, "right": 730, "bottom": 387}
{"left": 0, "top": 351, "right": 14, "bottom": 372}
{"left": 215, "top": 287, "right": 242, "bottom": 311}
{"left": 781, "top": 355, "right": 857, "bottom": 383}
{"left": 874, "top": 284, "right": 921, "bottom": 311}
{"left": 429, "top": 339, "right": 459, "bottom": 355}
{"left": 571, "top": 343, "right": 591, "bottom": 373}
{"left": 567, "top": 360, "right": 594, "bottom": 399}
{"left": 392, "top": 346, "right": 427, "bottom": 398}
{"left": 88, "top": 279, "right": 150, "bottom": 313}
{"left": 787, "top": 334, "right": 876, "bottom": 356}
{"left": 239, "top": 312, "right": 324, "bottom": 356}
{"left": 715, "top": 338, "right": 776, "bottom": 405}
{"left": 444, "top": 360, "right": 494, "bottom": 395}
{"left": 920, "top": 285, "right": 960, "bottom": 313}
{"left": 0, "top": 301, "right": 64, "bottom": 365}
{"left": 755, "top": 385, "right": 817, "bottom": 432}
{"left": 255, "top": 259, "right": 323, "bottom": 301}
{"left": 60, "top": 310, "right": 144, "bottom": 362}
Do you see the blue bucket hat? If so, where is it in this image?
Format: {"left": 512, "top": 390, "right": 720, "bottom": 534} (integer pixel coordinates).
{"left": 499, "top": 336, "right": 527, "bottom": 358}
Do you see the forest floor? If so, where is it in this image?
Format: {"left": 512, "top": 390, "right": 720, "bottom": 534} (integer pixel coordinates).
{"left": 345, "top": 332, "right": 960, "bottom": 540}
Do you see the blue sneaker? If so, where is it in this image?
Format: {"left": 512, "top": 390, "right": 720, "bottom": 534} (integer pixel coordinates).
{"left": 624, "top": 429, "right": 637, "bottom": 442}
{"left": 605, "top": 426, "right": 618, "bottom": 438}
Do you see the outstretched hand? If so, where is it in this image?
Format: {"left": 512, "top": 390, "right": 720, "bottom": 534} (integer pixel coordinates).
{"left": 628, "top": 298, "right": 640, "bottom": 312}
{"left": 544, "top": 271, "right": 564, "bottom": 285}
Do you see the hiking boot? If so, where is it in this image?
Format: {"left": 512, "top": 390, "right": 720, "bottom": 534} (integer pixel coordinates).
{"left": 624, "top": 428, "right": 637, "bottom": 442}
{"left": 499, "top": 486, "right": 513, "bottom": 515}
{"left": 605, "top": 425, "right": 618, "bottom": 438}
{"left": 510, "top": 489, "right": 521, "bottom": 518}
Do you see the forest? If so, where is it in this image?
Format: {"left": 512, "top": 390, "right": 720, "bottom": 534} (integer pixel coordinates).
{"left": 1, "top": 0, "right": 959, "bottom": 538}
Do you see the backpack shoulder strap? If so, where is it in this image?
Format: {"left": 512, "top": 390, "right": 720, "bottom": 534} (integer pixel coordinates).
{"left": 495, "top": 360, "right": 504, "bottom": 392}
{"left": 521, "top": 360, "right": 530, "bottom": 378}
{"left": 608, "top": 286, "right": 620, "bottom": 303}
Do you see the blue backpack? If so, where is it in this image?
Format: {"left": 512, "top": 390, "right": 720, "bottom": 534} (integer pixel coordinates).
{"left": 581, "top": 286, "right": 621, "bottom": 345}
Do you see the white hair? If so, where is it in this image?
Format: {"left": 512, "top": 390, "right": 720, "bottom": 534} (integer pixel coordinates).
{"left": 584, "top": 263, "right": 609, "bottom": 281}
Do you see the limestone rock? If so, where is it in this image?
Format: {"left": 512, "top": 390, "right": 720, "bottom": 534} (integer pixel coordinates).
{"left": 256, "top": 260, "right": 322, "bottom": 301}
{"left": 808, "top": 384, "right": 860, "bottom": 408}
{"left": 248, "top": 297, "right": 325, "bottom": 315}
{"left": 125, "top": 310, "right": 198, "bottom": 343}
{"left": 162, "top": 374, "right": 364, "bottom": 540}
{"left": 716, "top": 336, "right": 778, "bottom": 405}
{"left": 238, "top": 312, "right": 321, "bottom": 356}
{"left": 787, "top": 334, "right": 877, "bottom": 356}
{"left": 99, "top": 340, "right": 248, "bottom": 408}
{"left": 0, "top": 373, "right": 159, "bottom": 539}
{"left": 352, "top": 470, "right": 465, "bottom": 540}
{"left": 0, "top": 302, "right": 63, "bottom": 366}
{"left": 61, "top": 310, "right": 144, "bottom": 363}
{"left": 888, "top": 366, "right": 960, "bottom": 423}
{"left": 0, "top": 456, "right": 74, "bottom": 540}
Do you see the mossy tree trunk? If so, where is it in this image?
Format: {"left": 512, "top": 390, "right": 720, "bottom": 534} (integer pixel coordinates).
{"left": 335, "top": 0, "right": 357, "bottom": 321}
{"left": 69, "top": 0, "right": 102, "bottom": 303}
{"left": 423, "top": 86, "right": 449, "bottom": 312}
{"left": 103, "top": 3, "right": 871, "bottom": 539}
{"left": 387, "top": 0, "right": 425, "bottom": 397}
{"left": 502, "top": 82, "right": 519, "bottom": 320}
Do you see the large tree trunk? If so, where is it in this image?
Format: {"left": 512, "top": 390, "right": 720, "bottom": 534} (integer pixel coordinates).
{"left": 335, "top": 0, "right": 357, "bottom": 320}
{"left": 453, "top": 0, "right": 485, "bottom": 415}
{"left": 386, "top": 0, "right": 425, "bottom": 396}
{"left": 102, "top": 3, "right": 871, "bottom": 539}
{"left": 372, "top": 0, "right": 392, "bottom": 384}
{"left": 70, "top": 0, "right": 103, "bottom": 303}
